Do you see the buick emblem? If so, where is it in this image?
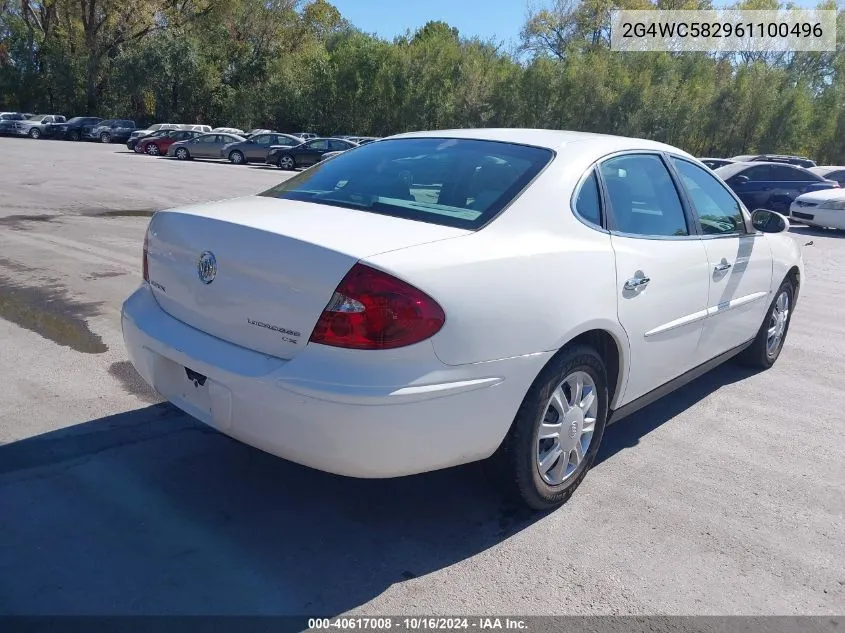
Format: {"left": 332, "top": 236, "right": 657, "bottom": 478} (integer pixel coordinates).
{"left": 197, "top": 251, "right": 217, "bottom": 284}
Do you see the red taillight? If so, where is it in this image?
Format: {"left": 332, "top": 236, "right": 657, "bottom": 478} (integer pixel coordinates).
{"left": 142, "top": 229, "right": 149, "bottom": 282}
{"left": 309, "top": 263, "right": 445, "bottom": 350}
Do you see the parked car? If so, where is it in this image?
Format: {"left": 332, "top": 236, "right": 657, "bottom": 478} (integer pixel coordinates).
{"left": 221, "top": 132, "right": 304, "bottom": 164}
{"left": 127, "top": 124, "right": 181, "bottom": 150}
{"left": 730, "top": 154, "right": 816, "bottom": 168}
{"left": 132, "top": 129, "right": 171, "bottom": 152}
{"left": 243, "top": 129, "right": 273, "bottom": 139}
{"left": 750, "top": 154, "right": 817, "bottom": 169}
{"left": 211, "top": 127, "right": 245, "bottom": 136}
{"left": 138, "top": 129, "right": 205, "bottom": 156}
{"left": 13, "top": 114, "right": 66, "bottom": 138}
{"left": 123, "top": 129, "right": 803, "bottom": 510}
{"left": 89, "top": 119, "right": 137, "bottom": 143}
{"left": 53, "top": 117, "right": 103, "bottom": 141}
{"left": 293, "top": 131, "right": 317, "bottom": 139}
{"left": 809, "top": 165, "right": 845, "bottom": 187}
{"left": 167, "top": 132, "right": 245, "bottom": 160}
{"left": 698, "top": 157, "right": 735, "bottom": 170}
{"left": 0, "top": 112, "right": 27, "bottom": 135}
{"left": 715, "top": 161, "right": 839, "bottom": 214}
{"left": 267, "top": 137, "right": 358, "bottom": 170}
{"left": 790, "top": 189, "right": 845, "bottom": 230}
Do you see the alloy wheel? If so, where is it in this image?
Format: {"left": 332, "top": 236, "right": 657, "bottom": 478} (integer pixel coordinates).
{"left": 766, "top": 290, "right": 790, "bottom": 357}
{"left": 536, "top": 370, "right": 598, "bottom": 486}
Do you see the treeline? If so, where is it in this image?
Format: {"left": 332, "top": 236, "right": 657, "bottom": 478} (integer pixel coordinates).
{"left": 1, "top": 0, "right": 844, "bottom": 161}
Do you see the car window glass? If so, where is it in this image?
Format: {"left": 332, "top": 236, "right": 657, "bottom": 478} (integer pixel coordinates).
{"left": 600, "top": 154, "right": 688, "bottom": 237}
{"left": 308, "top": 140, "right": 329, "bottom": 151}
{"left": 198, "top": 135, "right": 216, "bottom": 143}
{"left": 574, "top": 169, "right": 602, "bottom": 226}
{"left": 671, "top": 158, "right": 745, "bottom": 235}
{"left": 743, "top": 165, "right": 774, "bottom": 181}
{"left": 828, "top": 170, "right": 845, "bottom": 185}
{"left": 253, "top": 135, "right": 270, "bottom": 146}
{"left": 772, "top": 165, "right": 814, "bottom": 181}
{"left": 260, "top": 138, "right": 553, "bottom": 230}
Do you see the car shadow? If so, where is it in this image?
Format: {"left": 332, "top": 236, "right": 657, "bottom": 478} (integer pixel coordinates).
{"left": 0, "top": 362, "right": 759, "bottom": 615}
{"left": 595, "top": 362, "right": 759, "bottom": 467}
{"left": 789, "top": 225, "right": 845, "bottom": 239}
{"left": 0, "top": 404, "right": 542, "bottom": 615}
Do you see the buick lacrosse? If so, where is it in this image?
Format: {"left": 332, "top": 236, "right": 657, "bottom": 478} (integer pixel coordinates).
{"left": 122, "top": 129, "right": 803, "bottom": 509}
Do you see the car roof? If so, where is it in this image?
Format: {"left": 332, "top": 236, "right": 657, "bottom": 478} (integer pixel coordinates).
{"left": 386, "top": 128, "right": 693, "bottom": 158}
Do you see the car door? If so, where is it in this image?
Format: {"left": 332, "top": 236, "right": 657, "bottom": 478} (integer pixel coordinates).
{"left": 300, "top": 139, "right": 329, "bottom": 166}
{"left": 246, "top": 134, "right": 271, "bottom": 161}
{"left": 192, "top": 134, "right": 220, "bottom": 158}
{"left": 599, "top": 153, "right": 711, "bottom": 405}
{"left": 669, "top": 157, "right": 773, "bottom": 360}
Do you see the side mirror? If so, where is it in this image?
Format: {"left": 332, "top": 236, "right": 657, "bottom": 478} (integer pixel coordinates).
{"left": 751, "top": 209, "right": 789, "bottom": 233}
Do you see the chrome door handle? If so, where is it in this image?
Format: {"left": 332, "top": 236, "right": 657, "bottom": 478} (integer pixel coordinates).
{"left": 624, "top": 276, "right": 650, "bottom": 291}
{"left": 714, "top": 262, "right": 732, "bottom": 272}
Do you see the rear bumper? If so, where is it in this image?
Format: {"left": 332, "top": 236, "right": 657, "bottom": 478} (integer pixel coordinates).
{"left": 121, "top": 285, "right": 550, "bottom": 478}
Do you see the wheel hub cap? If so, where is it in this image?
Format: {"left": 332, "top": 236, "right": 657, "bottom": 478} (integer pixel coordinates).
{"left": 536, "top": 370, "right": 598, "bottom": 486}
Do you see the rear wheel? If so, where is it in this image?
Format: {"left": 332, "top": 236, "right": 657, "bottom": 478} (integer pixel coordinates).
{"left": 489, "top": 345, "right": 609, "bottom": 510}
{"left": 69, "top": 130, "right": 80, "bottom": 141}
{"left": 100, "top": 132, "right": 111, "bottom": 143}
{"left": 278, "top": 154, "right": 295, "bottom": 170}
{"left": 229, "top": 150, "right": 245, "bottom": 165}
{"left": 736, "top": 278, "right": 794, "bottom": 369}
{"left": 29, "top": 128, "right": 41, "bottom": 139}
{"left": 146, "top": 143, "right": 160, "bottom": 156}
{"left": 175, "top": 147, "right": 190, "bottom": 161}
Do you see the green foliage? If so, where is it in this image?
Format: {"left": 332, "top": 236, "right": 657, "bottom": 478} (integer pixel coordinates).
{"left": 1, "top": 0, "right": 843, "bottom": 161}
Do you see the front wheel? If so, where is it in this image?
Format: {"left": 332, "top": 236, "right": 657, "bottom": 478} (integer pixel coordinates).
{"left": 736, "top": 278, "right": 794, "bottom": 369}
{"left": 100, "top": 132, "right": 111, "bottom": 143}
{"left": 29, "top": 128, "right": 41, "bottom": 139}
{"left": 174, "top": 147, "right": 190, "bottom": 160}
{"left": 146, "top": 144, "right": 160, "bottom": 156}
{"left": 69, "top": 130, "right": 80, "bottom": 141}
{"left": 278, "top": 154, "right": 295, "bottom": 170}
{"left": 488, "top": 345, "right": 609, "bottom": 510}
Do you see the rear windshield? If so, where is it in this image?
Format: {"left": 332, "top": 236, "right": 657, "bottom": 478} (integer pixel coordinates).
{"left": 259, "top": 138, "right": 554, "bottom": 229}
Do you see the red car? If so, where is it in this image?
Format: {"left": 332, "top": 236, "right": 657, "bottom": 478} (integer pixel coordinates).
{"left": 138, "top": 129, "right": 203, "bottom": 156}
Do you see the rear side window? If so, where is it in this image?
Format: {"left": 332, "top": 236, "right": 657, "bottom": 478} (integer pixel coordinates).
{"left": 771, "top": 165, "right": 816, "bottom": 181}
{"left": 600, "top": 154, "right": 689, "bottom": 237}
{"left": 260, "top": 138, "right": 554, "bottom": 230}
{"left": 574, "top": 170, "right": 602, "bottom": 227}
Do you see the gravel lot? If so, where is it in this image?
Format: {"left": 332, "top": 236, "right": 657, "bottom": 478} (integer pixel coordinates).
{"left": 0, "top": 137, "right": 843, "bottom": 616}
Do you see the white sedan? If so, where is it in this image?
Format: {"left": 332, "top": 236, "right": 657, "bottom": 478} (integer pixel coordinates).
{"left": 122, "top": 129, "right": 804, "bottom": 510}
{"left": 790, "top": 188, "right": 845, "bottom": 230}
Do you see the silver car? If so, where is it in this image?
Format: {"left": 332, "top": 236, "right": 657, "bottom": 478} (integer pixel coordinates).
{"left": 167, "top": 133, "right": 246, "bottom": 160}
{"left": 15, "top": 114, "right": 66, "bottom": 138}
{"left": 221, "top": 132, "right": 303, "bottom": 164}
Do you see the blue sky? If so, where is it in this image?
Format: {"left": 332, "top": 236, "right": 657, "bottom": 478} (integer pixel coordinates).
{"left": 330, "top": 0, "right": 528, "bottom": 46}
{"left": 331, "top": 0, "right": 823, "bottom": 46}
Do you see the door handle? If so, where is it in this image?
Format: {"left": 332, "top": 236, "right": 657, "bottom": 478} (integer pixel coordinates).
{"left": 623, "top": 276, "right": 650, "bottom": 291}
{"left": 714, "top": 262, "right": 732, "bottom": 272}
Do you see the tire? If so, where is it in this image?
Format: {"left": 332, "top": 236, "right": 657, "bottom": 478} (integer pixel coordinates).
{"left": 146, "top": 143, "right": 160, "bottom": 156}
{"left": 736, "top": 278, "right": 794, "bottom": 369}
{"left": 69, "top": 130, "right": 80, "bottom": 141}
{"left": 488, "top": 344, "right": 609, "bottom": 510}
{"left": 229, "top": 150, "right": 245, "bottom": 165}
{"left": 29, "top": 128, "right": 41, "bottom": 139}
{"left": 175, "top": 147, "right": 190, "bottom": 160}
{"left": 278, "top": 154, "right": 295, "bottom": 170}
{"left": 100, "top": 132, "right": 111, "bottom": 143}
